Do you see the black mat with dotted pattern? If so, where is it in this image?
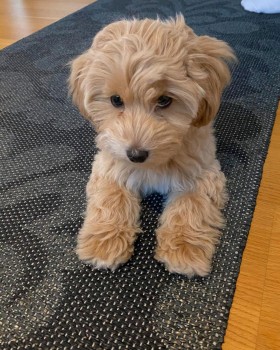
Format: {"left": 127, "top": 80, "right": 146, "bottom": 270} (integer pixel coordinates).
{"left": 1, "top": 0, "right": 280, "bottom": 349}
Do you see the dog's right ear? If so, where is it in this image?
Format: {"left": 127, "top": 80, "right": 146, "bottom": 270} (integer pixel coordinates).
{"left": 69, "top": 22, "right": 128, "bottom": 119}
{"left": 69, "top": 51, "right": 93, "bottom": 119}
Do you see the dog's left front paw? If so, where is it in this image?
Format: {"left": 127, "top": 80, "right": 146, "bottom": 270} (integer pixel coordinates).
{"left": 155, "top": 229, "right": 217, "bottom": 277}
{"left": 155, "top": 243, "right": 212, "bottom": 278}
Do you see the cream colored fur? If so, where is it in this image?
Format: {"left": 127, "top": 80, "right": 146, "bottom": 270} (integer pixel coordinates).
{"left": 69, "top": 15, "right": 236, "bottom": 277}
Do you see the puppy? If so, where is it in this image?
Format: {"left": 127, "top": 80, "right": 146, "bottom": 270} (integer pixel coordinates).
{"left": 69, "top": 15, "right": 236, "bottom": 277}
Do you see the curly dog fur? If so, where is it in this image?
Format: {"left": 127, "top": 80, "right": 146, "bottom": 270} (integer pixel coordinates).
{"left": 69, "top": 15, "right": 236, "bottom": 277}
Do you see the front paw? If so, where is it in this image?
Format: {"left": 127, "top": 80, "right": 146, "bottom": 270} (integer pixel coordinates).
{"left": 76, "top": 225, "right": 135, "bottom": 270}
{"left": 155, "top": 228, "right": 218, "bottom": 277}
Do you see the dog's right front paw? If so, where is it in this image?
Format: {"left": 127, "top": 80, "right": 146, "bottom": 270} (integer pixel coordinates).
{"left": 76, "top": 226, "right": 135, "bottom": 270}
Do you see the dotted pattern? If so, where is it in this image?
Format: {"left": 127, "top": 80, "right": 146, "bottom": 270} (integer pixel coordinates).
{"left": 0, "top": 1, "right": 280, "bottom": 349}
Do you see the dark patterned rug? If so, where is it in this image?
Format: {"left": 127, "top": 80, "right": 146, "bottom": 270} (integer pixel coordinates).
{"left": 1, "top": 0, "right": 279, "bottom": 349}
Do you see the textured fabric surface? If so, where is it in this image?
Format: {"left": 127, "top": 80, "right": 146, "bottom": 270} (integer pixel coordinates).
{"left": 1, "top": 1, "right": 280, "bottom": 349}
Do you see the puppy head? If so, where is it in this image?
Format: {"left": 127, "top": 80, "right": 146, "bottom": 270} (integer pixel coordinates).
{"left": 69, "top": 15, "right": 236, "bottom": 166}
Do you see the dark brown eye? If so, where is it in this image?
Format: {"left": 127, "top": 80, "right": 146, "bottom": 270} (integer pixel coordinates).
{"left": 110, "top": 95, "right": 124, "bottom": 108}
{"left": 157, "top": 95, "right": 172, "bottom": 109}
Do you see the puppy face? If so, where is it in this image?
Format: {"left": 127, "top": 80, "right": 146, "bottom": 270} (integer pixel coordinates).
{"left": 69, "top": 15, "right": 235, "bottom": 167}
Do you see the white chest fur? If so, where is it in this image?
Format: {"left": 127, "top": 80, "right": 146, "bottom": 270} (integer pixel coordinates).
{"left": 125, "top": 166, "right": 194, "bottom": 196}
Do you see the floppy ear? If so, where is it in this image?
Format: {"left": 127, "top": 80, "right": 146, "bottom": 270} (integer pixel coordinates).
{"left": 69, "top": 21, "right": 129, "bottom": 119}
{"left": 187, "top": 35, "right": 236, "bottom": 127}
{"left": 69, "top": 51, "right": 93, "bottom": 119}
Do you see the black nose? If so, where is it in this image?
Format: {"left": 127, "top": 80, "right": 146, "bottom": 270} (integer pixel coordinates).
{"left": 126, "top": 149, "right": 149, "bottom": 163}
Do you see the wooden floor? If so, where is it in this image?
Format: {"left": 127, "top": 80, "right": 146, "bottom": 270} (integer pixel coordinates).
{"left": 1, "top": 1, "right": 279, "bottom": 349}
{"left": 223, "top": 105, "right": 280, "bottom": 350}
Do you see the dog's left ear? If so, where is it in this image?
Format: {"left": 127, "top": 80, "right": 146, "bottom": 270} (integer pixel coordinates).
{"left": 186, "top": 30, "right": 236, "bottom": 127}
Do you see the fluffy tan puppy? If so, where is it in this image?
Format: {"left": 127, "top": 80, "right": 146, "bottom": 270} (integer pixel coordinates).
{"left": 69, "top": 15, "right": 236, "bottom": 277}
